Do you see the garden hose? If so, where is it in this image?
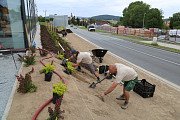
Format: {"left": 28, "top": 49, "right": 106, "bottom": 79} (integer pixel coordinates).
{"left": 32, "top": 48, "right": 67, "bottom": 120}
{"left": 0, "top": 46, "right": 67, "bottom": 120}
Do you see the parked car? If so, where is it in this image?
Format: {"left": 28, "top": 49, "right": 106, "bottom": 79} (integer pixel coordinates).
{"left": 88, "top": 26, "right": 95, "bottom": 32}
{"left": 73, "top": 26, "right": 77, "bottom": 29}
{"left": 169, "top": 30, "right": 177, "bottom": 37}
{"left": 158, "top": 35, "right": 169, "bottom": 40}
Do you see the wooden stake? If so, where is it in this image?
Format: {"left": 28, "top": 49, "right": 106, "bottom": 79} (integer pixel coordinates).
{"left": 25, "top": 24, "right": 30, "bottom": 48}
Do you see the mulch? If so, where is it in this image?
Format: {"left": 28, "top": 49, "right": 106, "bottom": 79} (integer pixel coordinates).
{"left": 40, "top": 25, "right": 98, "bottom": 73}
{"left": 40, "top": 25, "right": 71, "bottom": 58}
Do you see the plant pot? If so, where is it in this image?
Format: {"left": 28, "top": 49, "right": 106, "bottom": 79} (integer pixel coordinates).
{"left": 99, "top": 65, "right": 105, "bottom": 74}
{"left": 45, "top": 72, "right": 53, "bottom": 82}
{"left": 53, "top": 93, "right": 62, "bottom": 104}
{"left": 64, "top": 70, "right": 72, "bottom": 75}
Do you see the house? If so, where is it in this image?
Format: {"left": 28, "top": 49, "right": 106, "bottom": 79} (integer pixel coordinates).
{"left": 163, "top": 19, "right": 170, "bottom": 26}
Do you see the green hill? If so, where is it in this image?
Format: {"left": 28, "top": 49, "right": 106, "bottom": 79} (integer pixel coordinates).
{"left": 91, "top": 15, "right": 120, "bottom": 21}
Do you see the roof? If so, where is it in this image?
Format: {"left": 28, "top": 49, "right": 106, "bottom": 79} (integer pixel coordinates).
{"left": 95, "top": 21, "right": 109, "bottom": 25}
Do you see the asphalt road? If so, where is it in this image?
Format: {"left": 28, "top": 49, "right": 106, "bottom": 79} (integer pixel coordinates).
{"left": 69, "top": 27, "right": 180, "bottom": 86}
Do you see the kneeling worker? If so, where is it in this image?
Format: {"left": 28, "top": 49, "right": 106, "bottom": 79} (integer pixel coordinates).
{"left": 68, "top": 49, "right": 100, "bottom": 81}
{"left": 100, "top": 63, "right": 138, "bottom": 109}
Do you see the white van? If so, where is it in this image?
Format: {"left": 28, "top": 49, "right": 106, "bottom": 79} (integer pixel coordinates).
{"left": 177, "top": 30, "right": 180, "bottom": 38}
{"left": 169, "top": 30, "right": 177, "bottom": 37}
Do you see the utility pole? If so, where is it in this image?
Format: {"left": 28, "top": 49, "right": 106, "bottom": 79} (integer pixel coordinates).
{"left": 143, "top": 13, "right": 146, "bottom": 29}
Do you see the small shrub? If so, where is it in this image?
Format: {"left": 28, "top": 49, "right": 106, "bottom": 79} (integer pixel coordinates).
{"left": 39, "top": 48, "right": 48, "bottom": 57}
{"left": 47, "top": 100, "right": 65, "bottom": 120}
{"left": 15, "top": 67, "right": 37, "bottom": 93}
{"left": 60, "top": 38, "right": 68, "bottom": 46}
{"left": 53, "top": 80, "right": 68, "bottom": 96}
{"left": 30, "top": 46, "right": 36, "bottom": 54}
{"left": 49, "top": 31, "right": 53, "bottom": 36}
{"left": 52, "top": 33, "right": 59, "bottom": 40}
{"left": 41, "top": 61, "right": 55, "bottom": 74}
{"left": 57, "top": 50, "right": 64, "bottom": 60}
{"left": 66, "top": 61, "right": 75, "bottom": 73}
{"left": 55, "top": 40, "right": 59, "bottom": 48}
{"left": 17, "top": 54, "right": 36, "bottom": 67}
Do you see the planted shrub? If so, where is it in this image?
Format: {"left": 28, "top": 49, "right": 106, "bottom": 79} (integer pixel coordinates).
{"left": 52, "top": 33, "right": 59, "bottom": 40}
{"left": 66, "top": 61, "right": 75, "bottom": 73}
{"left": 15, "top": 67, "right": 37, "bottom": 93}
{"left": 41, "top": 61, "right": 55, "bottom": 74}
{"left": 39, "top": 48, "right": 48, "bottom": 57}
{"left": 30, "top": 46, "right": 36, "bottom": 54}
{"left": 53, "top": 80, "right": 68, "bottom": 96}
{"left": 57, "top": 50, "right": 64, "bottom": 60}
{"left": 60, "top": 38, "right": 68, "bottom": 46}
{"left": 17, "top": 54, "right": 36, "bottom": 67}
{"left": 47, "top": 100, "right": 65, "bottom": 120}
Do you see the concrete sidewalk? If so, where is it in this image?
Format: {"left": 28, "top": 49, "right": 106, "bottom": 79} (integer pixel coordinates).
{"left": 1, "top": 24, "right": 42, "bottom": 120}
{"left": 140, "top": 41, "right": 180, "bottom": 50}
{"left": 34, "top": 24, "right": 42, "bottom": 48}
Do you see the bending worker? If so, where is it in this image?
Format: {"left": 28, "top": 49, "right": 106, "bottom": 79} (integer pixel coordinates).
{"left": 100, "top": 63, "right": 138, "bottom": 109}
{"left": 68, "top": 49, "right": 100, "bottom": 81}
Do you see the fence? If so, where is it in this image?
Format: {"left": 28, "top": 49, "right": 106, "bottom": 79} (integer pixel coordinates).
{"left": 95, "top": 25, "right": 180, "bottom": 43}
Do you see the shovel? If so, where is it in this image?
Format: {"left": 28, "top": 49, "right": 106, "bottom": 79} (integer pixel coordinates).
{"left": 89, "top": 77, "right": 107, "bottom": 88}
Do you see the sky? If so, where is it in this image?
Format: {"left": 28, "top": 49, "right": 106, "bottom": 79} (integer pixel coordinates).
{"left": 36, "top": 0, "right": 180, "bottom": 19}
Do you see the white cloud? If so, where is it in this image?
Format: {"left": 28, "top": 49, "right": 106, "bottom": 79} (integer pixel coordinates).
{"left": 36, "top": 0, "right": 180, "bottom": 18}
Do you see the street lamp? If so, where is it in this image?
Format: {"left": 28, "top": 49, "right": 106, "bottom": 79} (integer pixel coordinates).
{"left": 143, "top": 13, "right": 146, "bottom": 29}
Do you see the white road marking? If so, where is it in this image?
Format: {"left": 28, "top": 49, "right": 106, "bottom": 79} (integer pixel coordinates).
{"left": 73, "top": 32, "right": 180, "bottom": 91}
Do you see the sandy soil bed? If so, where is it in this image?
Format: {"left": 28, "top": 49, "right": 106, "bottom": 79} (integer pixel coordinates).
{"left": 7, "top": 33, "right": 180, "bottom": 120}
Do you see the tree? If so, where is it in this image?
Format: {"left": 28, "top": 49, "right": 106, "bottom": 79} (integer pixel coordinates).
{"left": 49, "top": 18, "right": 54, "bottom": 21}
{"left": 38, "top": 16, "right": 45, "bottom": 22}
{"left": 89, "top": 18, "right": 96, "bottom": 24}
{"left": 76, "top": 17, "right": 80, "bottom": 26}
{"left": 122, "top": 1, "right": 150, "bottom": 28}
{"left": 169, "top": 12, "right": 180, "bottom": 29}
{"left": 121, "top": 1, "right": 163, "bottom": 28}
{"left": 145, "top": 8, "right": 163, "bottom": 29}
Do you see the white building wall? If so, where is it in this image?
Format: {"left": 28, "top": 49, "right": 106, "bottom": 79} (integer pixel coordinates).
{"left": 53, "top": 15, "right": 68, "bottom": 27}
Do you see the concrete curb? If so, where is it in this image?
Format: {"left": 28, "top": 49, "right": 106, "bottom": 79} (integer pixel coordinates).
{"left": 74, "top": 33, "right": 180, "bottom": 91}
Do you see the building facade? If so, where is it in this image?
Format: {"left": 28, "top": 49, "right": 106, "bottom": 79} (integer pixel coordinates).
{"left": 0, "top": 0, "right": 38, "bottom": 51}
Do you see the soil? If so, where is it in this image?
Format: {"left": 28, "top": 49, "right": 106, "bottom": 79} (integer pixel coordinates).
{"left": 7, "top": 29, "right": 180, "bottom": 120}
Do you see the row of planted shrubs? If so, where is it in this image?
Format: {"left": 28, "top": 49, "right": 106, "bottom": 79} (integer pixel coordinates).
{"left": 16, "top": 47, "right": 73, "bottom": 120}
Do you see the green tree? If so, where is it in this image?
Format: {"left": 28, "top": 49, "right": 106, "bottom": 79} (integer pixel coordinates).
{"left": 90, "top": 18, "right": 96, "bottom": 24}
{"left": 122, "top": 1, "right": 163, "bottom": 29}
{"left": 162, "top": 24, "right": 170, "bottom": 30}
{"left": 169, "top": 12, "right": 180, "bottom": 29}
{"left": 38, "top": 16, "right": 45, "bottom": 22}
{"left": 76, "top": 17, "right": 80, "bottom": 25}
{"left": 145, "top": 8, "right": 163, "bottom": 29}
{"left": 49, "top": 18, "right": 54, "bottom": 21}
{"left": 68, "top": 20, "right": 71, "bottom": 25}
{"left": 122, "top": 1, "right": 150, "bottom": 28}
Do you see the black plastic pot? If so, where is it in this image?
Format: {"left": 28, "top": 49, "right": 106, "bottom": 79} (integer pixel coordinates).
{"left": 53, "top": 93, "right": 62, "bottom": 104}
{"left": 64, "top": 69, "right": 72, "bottom": 75}
{"left": 45, "top": 72, "right": 53, "bottom": 82}
{"left": 99, "top": 65, "right": 105, "bottom": 74}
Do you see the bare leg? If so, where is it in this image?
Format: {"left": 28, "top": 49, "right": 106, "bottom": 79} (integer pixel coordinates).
{"left": 123, "top": 86, "right": 125, "bottom": 95}
{"left": 124, "top": 90, "right": 129, "bottom": 102}
{"left": 94, "top": 72, "right": 99, "bottom": 77}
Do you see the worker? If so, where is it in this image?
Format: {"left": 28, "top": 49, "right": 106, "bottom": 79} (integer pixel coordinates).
{"left": 68, "top": 49, "right": 100, "bottom": 81}
{"left": 100, "top": 63, "right": 138, "bottom": 109}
